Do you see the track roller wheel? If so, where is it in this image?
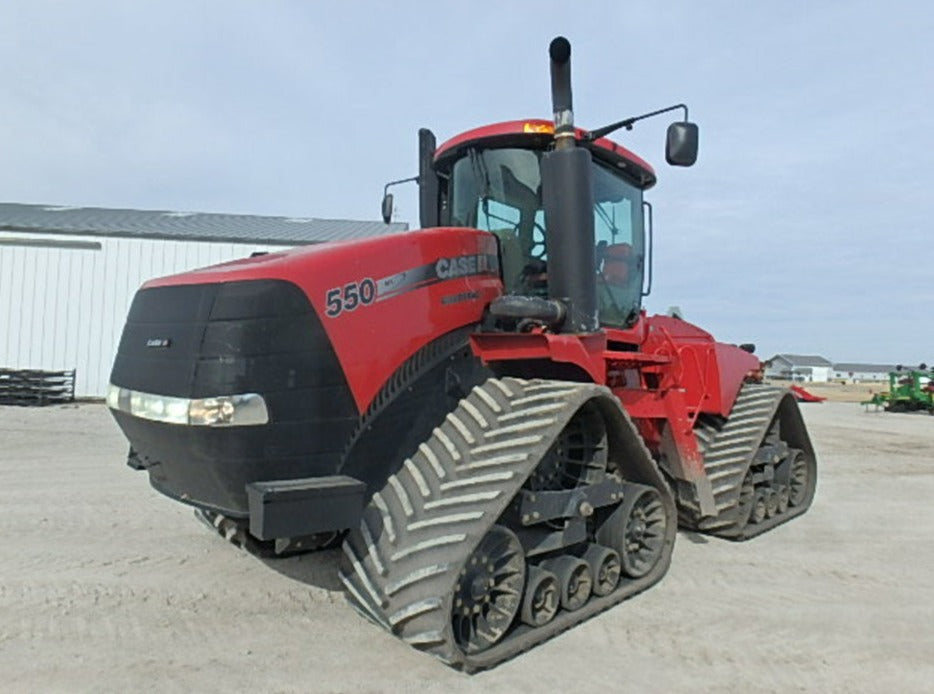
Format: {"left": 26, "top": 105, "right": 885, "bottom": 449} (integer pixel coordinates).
{"left": 788, "top": 450, "right": 810, "bottom": 507}
{"left": 540, "top": 556, "right": 592, "bottom": 611}
{"left": 766, "top": 489, "right": 779, "bottom": 518}
{"left": 776, "top": 485, "right": 790, "bottom": 514}
{"left": 520, "top": 566, "right": 559, "bottom": 627}
{"left": 620, "top": 489, "right": 667, "bottom": 578}
{"left": 598, "top": 486, "right": 667, "bottom": 579}
{"left": 735, "top": 470, "right": 755, "bottom": 526}
{"left": 580, "top": 544, "right": 621, "bottom": 597}
{"left": 751, "top": 491, "right": 768, "bottom": 524}
{"left": 451, "top": 525, "right": 526, "bottom": 655}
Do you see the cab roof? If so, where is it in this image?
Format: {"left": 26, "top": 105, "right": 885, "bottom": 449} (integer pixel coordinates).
{"left": 434, "top": 119, "right": 657, "bottom": 189}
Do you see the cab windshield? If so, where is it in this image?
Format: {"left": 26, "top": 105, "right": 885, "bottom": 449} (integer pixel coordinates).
{"left": 446, "top": 147, "right": 645, "bottom": 327}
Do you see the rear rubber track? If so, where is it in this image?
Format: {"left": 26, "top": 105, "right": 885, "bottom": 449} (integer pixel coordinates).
{"left": 684, "top": 383, "right": 818, "bottom": 540}
{"left": 340, "top": 377, "right": 675, "bottom": 671}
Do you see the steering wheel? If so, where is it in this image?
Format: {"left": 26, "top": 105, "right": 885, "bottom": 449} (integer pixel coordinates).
{"left": 517, "top": 259, "right": 548, "bottom": 297}
{"left": 528, "top": 222, "right": 547, "bottom": 260}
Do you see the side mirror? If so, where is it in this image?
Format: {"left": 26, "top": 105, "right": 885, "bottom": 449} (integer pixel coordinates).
{"left": 665, "top": 121, "right": 699, "bottom": 167}
{"left": 381, "top": 193, "right": 394, "bottom": 224}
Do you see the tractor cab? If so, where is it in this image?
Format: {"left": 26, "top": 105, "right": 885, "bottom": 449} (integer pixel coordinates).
{"left": 431, "top": 120, "right": 656, "bottom": 329}
{"left": 384, "top": 45, "right": 697, "bottom": 337}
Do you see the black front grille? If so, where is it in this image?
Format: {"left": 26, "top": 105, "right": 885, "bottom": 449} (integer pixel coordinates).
{"left": 109, "top": 279, "right": 360, "bottom": 516}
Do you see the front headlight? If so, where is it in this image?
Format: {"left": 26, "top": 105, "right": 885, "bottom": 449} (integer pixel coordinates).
{"left": 187, "top": 394, "right": 268, "bottom": 426}
{"left": 106, "top": 385, "right": 269, "bottom": 427}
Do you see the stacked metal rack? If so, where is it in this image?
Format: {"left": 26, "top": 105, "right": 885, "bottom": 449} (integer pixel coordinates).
{"left": 0, "top": 368, "right": 76, "bottom": 406}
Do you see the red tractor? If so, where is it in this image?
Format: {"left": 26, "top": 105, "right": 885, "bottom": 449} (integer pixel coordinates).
{"left": 107, "top": 38, "right": 816, "bottom": 670}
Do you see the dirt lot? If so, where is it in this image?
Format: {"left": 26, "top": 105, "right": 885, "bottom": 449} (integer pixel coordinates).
{"left": 1, "top": 401, "right": 932, "bottom": 693}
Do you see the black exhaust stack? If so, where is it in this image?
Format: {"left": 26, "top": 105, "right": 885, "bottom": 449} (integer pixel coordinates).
{"left": 541, "top": 37, "right": 598, "bottom": 333}
{"left": 418, "top": 128, "right": 440, "bottom": 228}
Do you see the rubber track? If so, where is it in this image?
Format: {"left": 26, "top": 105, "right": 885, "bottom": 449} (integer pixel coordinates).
{"left": 685, "top": 383, "right": 813, "bottom": 540}
{"left": 339, "top": 377, "right": 673, "bottom": 672}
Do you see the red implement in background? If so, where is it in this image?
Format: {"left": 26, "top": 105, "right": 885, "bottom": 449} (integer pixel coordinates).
{"left": 790, "top": 384, "right": 826, "bottom": 402}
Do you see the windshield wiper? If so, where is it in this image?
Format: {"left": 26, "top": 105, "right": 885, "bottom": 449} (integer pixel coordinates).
{"left": 594, "top": 203, "right": 619, "bottom": 238}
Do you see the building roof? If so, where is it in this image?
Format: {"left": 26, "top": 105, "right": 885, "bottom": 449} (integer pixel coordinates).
{"left": 0, "top": 202, "right": 407, "bottom": 245}
{"left": 833, "top": 363, "right": 898, "bottom": 373}
{"left": 769, "top": 354, "right": 833, "bottom": 368}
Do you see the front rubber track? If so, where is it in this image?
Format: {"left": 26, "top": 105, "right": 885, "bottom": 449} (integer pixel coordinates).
{"left": 339, "top": 377, "right": 676, "bottom": 672}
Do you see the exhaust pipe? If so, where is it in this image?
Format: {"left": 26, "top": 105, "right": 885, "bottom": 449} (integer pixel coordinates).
{"left": 542, "top": 37, "right": 598, "bottom": 333}
{"left": 549, "top": 37, "right": 575, "bottom": 151}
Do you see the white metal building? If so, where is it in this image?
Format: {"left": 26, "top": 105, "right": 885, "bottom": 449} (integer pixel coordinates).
{"left": 831, "top": 363, "right": 897, "bottom": 383}
{"left": 0, "top": 203, "right": 405, "bottom": 398}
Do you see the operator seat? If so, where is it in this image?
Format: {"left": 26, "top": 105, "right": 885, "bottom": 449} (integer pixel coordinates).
{"left": 597, "top": 241, "right": 635, "bottom": 326}
{"left": 601, "top": 242, "right": 633, "bottom": 285}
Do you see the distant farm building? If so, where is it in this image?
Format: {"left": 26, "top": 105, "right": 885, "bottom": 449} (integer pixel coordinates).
{"left": 0, "top": 202, "right": 406, "bottom": 398}
{"left": 764, "top": 354, "right": 833, "bottom": 382}
{"left": 831, "top": 363, "right": 898, "bottom": 383}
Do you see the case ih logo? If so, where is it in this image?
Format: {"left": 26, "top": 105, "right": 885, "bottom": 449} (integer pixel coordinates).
{"left": 146, "top": 338, "right": 171, "bottom": 348}
{"left": 435, "top": 253, "right": 494, "bottom": 280}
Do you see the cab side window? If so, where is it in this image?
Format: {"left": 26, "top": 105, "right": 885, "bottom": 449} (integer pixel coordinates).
{"left": 593, "top": 164, "right": 644, "bottom": 327}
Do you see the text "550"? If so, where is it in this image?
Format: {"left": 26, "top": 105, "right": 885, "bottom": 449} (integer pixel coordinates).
{"left": 325, "top": 278, "right": 377, "bottom": 317}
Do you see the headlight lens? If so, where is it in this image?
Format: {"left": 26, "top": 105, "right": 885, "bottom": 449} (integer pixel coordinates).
{"left": 106, "top": 385, "right": 269, "bottom": 427}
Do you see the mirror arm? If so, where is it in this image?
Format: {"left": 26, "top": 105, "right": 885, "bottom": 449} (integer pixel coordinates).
{"left": 584, "top": 103, "right": 689, "bottom": 142}
{"left": 381, "top": 175, "right": 420, "bottom": 223}
{"left": 383, "top": 175, "right": 419, "bottom": 198}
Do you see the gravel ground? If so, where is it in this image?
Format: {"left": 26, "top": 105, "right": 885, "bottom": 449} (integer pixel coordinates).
{"left": 1, "top": 401, "right": 932, "bottom": 693}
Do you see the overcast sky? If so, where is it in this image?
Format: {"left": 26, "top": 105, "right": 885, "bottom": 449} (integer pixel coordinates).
{"left": 2, "top": 1, "right": 931, "bottom": 364}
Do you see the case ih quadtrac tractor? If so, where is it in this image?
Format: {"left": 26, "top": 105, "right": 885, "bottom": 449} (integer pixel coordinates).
{"left": 108, "top": 38, "right": 817, "bottom": 670}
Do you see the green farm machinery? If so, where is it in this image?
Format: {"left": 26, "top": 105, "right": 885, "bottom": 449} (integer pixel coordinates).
{"left": 862, "top": 366, "right": 934, "bottom": 413}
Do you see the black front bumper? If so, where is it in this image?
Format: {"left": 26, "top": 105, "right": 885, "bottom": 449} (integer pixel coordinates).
{"left": 246, "top": 475, "right": 366, "bottom": 540}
